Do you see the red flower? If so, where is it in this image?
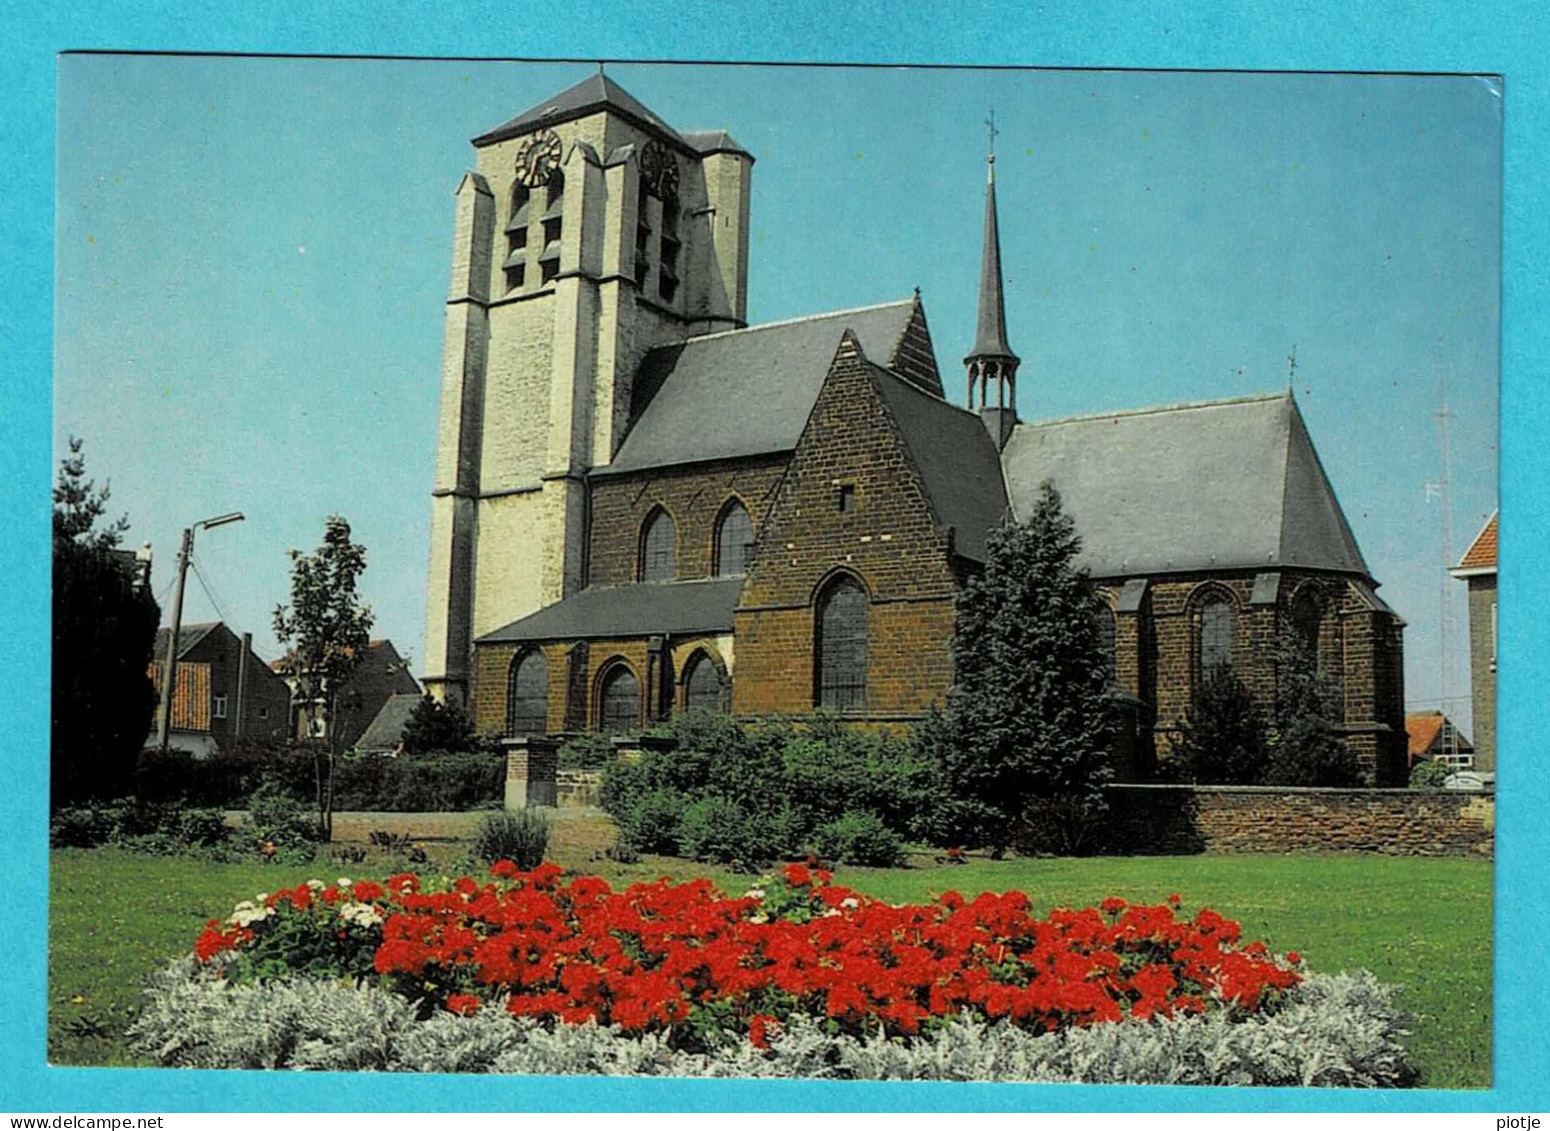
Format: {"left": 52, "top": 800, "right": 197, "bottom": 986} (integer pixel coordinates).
{"left": 446, "top": 993, "right": 480, "bottom": 1016}
{"left": 748, "top": 1013, "right": 776, "bottom": 1049}
{"left": 1286, "top": 950, "right": 1302, "bottom": 965}
{"left": 783, "top": 863, "right": 811, "bottom": 888}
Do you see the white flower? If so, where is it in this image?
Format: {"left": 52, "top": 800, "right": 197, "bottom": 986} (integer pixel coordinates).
{"left": 228, "top": 905, "right": 275, "bottom": 928}
{"left": 337, "top": 902, "right": 383, "bottom": 927}
{"left": 744, "top": 888, "right": 766, "bottom": 901}
{"left": 822, "top": 908, "right": 841, "bottom": 918}
{"left": 255, "top": 894, "right": 268, "bottom": 904}
{"left": 337, "top": 878, "right": 352, "bottom": 888}
{"left": 233, "top": 900, "right": 255, "bottom": 913}
{"left": 306, "top": 879, "right": 325, "bottom": 891}
{"left": 841, "top": 897, "right": 859, "bottom": 909}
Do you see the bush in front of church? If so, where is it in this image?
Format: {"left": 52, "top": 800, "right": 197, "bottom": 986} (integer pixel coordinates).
{"left": 1168, "top": 666, "right": 1270, "bottom": 785}
{"left": 600, "top": 711, "right": 931, "bottom": 865}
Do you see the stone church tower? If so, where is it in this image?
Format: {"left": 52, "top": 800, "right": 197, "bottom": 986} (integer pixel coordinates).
{"left": 423, "top": 73, "right": 753, "bottom": 704}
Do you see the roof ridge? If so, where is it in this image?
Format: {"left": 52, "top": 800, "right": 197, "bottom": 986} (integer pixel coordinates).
{"left": 677, "top": 298, "right": 915, "bottom": 347}
{"left": 1019, "top": 391, "right": 1289, "bottom": 429}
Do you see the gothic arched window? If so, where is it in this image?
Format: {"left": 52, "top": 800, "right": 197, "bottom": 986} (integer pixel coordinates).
{"left": 816, "top": 575, "right": 869, "bottom": 711}
{"left": 1095, "top": 603, "right": 1117, "bottom": 674}
{"left": 639, "top": 509, "right": 677, "bottom": 582}
{"left": 505, "top": 648, "right": 548, "bottom": 737}
{"left": 1291, "top": 588, "right": 1324, "bottom": 673}
{"left": 682, "top": 651, "right": 723, "bottom": 713}
{"left": 714, "top": 500, "right": 753, "bottom": 578}
{"left": 598, "top": 662, "right": 640, "bottom": 733}
{"left": 1199, "top": 592, "right": 1236, "bottom": 677}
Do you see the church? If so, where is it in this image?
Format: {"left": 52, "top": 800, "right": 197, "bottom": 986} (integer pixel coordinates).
{"left": 420, "top": 72, "right": 1409, "bottom": 785}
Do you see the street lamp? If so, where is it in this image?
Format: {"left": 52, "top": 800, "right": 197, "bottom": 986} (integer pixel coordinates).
{"left": 155, "top": 511, "right": 245, "bottom": 752}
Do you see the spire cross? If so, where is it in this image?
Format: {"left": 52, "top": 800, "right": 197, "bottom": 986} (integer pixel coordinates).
{"left": 1287, "top": 343, "right": 1297, "bottom": 392}
{"left": 985, "top": 108, "right": 998, "bottom": 162}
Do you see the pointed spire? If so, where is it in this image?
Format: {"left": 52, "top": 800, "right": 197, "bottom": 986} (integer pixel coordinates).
{"left": 965, "top": 109, "right": 1020, "bottom": 444}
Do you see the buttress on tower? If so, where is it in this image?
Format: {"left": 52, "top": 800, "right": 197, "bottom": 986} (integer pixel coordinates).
{"left": 423, "top": 74, "right": 753, "bottom": 704}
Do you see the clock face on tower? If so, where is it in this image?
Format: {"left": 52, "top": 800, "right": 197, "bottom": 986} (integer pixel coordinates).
{"left": 639, "top": 139, "right": 679, "bottom": 201}
{"left": 515, "top": 129, "right": 563, "bottom": 188}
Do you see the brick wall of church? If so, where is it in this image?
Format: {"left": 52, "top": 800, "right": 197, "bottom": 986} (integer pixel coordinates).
{"left": 1101, "top": 569, "right": 1407, "bottom": 785}
{"left": 586, "top": 456, "right": 787, "bottom": 586}
{"left": 472, "top": 633, "right": 731, "bottom": 736}
{"left": 732, "top": 334, "right": 961, "bottom": 720}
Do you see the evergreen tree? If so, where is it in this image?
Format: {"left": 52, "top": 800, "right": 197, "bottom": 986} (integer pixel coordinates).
{"left": 1264, "top": 626, "right": 1365, "bottom": 787}
{"left": 1168, "top": 665, "right": 1269, "bottom": 784}
{"left": 51, "top": 438, "right": 160, "bottom": 805}
{"left": 931, "top": 482, "right": 1116, "bottom": 853}
{"left": 273, "top": 516, "right": 374, "bottom": 838}
{"left": 399, "top": 693, "right": 478, "bottom": 755}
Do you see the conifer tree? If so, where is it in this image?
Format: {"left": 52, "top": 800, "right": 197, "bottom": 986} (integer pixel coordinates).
{"left": 932, "top": 481, "right": 1116, "bottom": 853}
{"left": 51, "top": 438, "right": 160, "bottom": 805}
{"left": 399, "top": 693, "right": 478, "bottom": 755}
{"left": 1169, "top": 665, "right": 1269, "bottom": 785}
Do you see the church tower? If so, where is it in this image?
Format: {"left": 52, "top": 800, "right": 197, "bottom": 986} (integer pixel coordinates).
{"left": 423, "top": 72, "right": 754, "bottom": 704}
{"left": 964, "top": 115, "right": 1020, "bottom": 451}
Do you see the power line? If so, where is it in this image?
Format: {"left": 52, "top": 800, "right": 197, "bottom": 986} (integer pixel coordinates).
{"left": 188, "top": 553, "right": 234, "bottom": 626}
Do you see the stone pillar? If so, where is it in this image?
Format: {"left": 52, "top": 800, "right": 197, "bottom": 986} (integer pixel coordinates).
{"left": 504, "top": 736, "right": 559, "bottom": 809}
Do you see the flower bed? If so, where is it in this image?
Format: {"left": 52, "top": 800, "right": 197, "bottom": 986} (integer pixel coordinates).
{"left": 190, "top": 862, "right": 1303, "bottom": 1051}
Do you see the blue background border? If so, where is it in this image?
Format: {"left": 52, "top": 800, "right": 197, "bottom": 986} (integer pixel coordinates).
{"left": 3, "top": 1, "right": 1543, "bottom": 1113}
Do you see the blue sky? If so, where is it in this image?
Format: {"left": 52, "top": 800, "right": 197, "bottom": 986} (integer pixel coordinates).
{"left": 54, "top": 58, "right": 1499, "bottom": 732}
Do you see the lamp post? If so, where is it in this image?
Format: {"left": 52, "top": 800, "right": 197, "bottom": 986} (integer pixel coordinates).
{"left": 156, "top": 511, "right": 245, "bottom": 752}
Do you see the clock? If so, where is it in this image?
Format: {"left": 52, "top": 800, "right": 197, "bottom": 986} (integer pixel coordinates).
{"left": 515, "top": 129, "right": 563, "bottom": 188}
{"left": 640, "top": 139, "right": 679, "bottom": 201}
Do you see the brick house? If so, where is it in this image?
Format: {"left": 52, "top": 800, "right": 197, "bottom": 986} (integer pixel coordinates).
{"left": 423, "top": 73, "right": 1409, "bottom": 784}
{"left": 1450, "top": 511, "right": 1497, "bottom": 771}
{"left": 148, "top": 622, "right": 291, "bottom": 757}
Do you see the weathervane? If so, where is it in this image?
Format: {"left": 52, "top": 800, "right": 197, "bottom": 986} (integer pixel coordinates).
{"left": 1287, "top": 343, "right": 1298, "bottom": 392}
{"left": 985, "top": 108, "right": 998, "bottom": 164}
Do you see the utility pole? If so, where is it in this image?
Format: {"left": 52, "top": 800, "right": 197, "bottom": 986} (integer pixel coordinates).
{"left": 155, "top": 511, "right": 245, "bottom": 752}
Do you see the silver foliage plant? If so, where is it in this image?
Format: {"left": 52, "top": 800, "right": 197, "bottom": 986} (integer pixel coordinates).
{"left": 130, "top": 961, "right": 1419, "bottom": 1086}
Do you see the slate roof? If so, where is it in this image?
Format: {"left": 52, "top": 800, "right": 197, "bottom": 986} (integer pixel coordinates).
{"left": 473, "top": 73, "right": 691, "bottom": 151}
{"left": 1000, "top": 393, "right": 1371, "bottom": 579}
{"left": 356, "top": 693, "right": 423, "bottom": 753}
{"left": 682, "top": 129, "right": 752, "bottom": 159}
{"left": 152, "top": 622, "right": 222, "bottom": 662}
{"left": 1453, "top": 511, "right": 1498, "bottom": 573}
{"left": 478, "top": 578, "right": 744, "bottom": 644}
{"left": 601, "top": 300, "right": 923, "bottom": 476}
{"left": 870, "top": 365, "right": 1009, "bottom": 562}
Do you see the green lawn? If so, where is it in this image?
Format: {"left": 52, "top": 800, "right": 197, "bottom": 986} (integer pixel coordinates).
{"left": 49, "top": 839, "right": 1492, "bottom": 1087}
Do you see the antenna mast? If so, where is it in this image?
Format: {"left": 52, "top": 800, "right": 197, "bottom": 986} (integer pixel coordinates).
{"left": 1431, "top": 338, "right": 1459, "bottom": 764}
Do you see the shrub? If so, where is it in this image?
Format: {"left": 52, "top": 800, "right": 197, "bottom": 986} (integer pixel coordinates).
{"left": 678, "top": 796, "right": 760, "bottom": 866}
{"left": 601, "top": 713, "right": 929, "bottom": 863}
{"left": 615, "top": 788, "right": 689, "bottom": 856}
{"left": 811, "top": 810, "right": 904, "bottom": 867}
{"left": 473, "top": 809, "right": 551, "bottom": 870}
{"left": 49, "top": 805, "right": 115, "bottom": 848}
{"left": 175, "top": 808, "right": 231, "bottom": 848}
{"left": 558, "top": 733, "right": 616, "bottom": 771}
{"left": 1264, "top": 721, "right": 1366, "bottom": 788}
{"left": 1409, "top": 758, "right": 1453, "bottom": 790}
{"left": 328, "top": 750, "right": 505, "bottom": 811}
{"left": 247, "top": 780, "right": 323, "bottom": 852}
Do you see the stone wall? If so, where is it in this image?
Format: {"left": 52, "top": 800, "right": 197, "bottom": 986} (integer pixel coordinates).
{"left": 1098, "top": 783, "right": 1494, "bottom": 857}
